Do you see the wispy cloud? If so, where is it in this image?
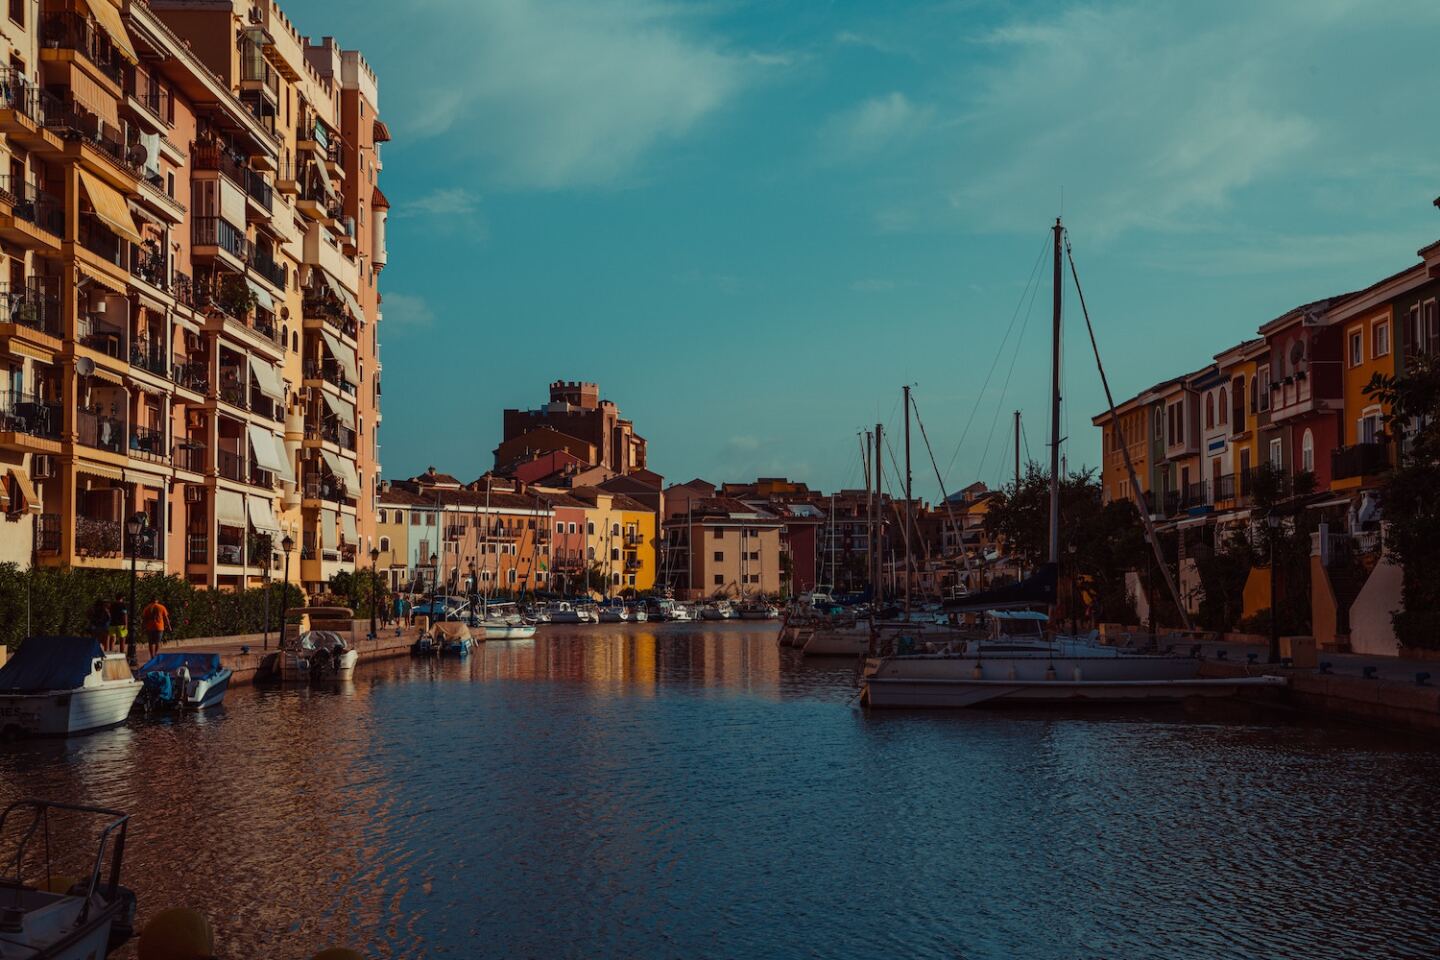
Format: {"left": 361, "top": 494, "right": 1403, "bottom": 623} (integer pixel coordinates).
{"left": 398, "top": 187, "right": 482, "bottom": 218}
{"left": 384, "top": 0, "right": 769, "bottom": 190}
{"left": 820, "top": 92, "right": 934, "bottom": 160}
{"left": 381, "top": 292, "right": 435, "bottom": 332}
{"left": 850, "top": 278, "right": 896, "bottom": 293}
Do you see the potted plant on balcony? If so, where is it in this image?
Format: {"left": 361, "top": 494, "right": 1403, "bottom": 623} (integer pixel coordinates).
{"left": 216, "top": 273, "right": 257, "bottom": 319}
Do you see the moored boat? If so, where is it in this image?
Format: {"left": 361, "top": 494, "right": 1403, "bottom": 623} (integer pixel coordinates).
{"left": 278, "top": 630, "right": 358, "bottom": 682}
{"left": 134, "top": 652, "right": 232, "bottom": 711}
{"left": 0, "top": 638, "right": 141, "bottom": 737}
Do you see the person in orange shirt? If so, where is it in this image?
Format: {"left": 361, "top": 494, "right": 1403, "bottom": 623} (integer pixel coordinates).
{"left": 141, "top": 598, "right": 172, "bottom": 660}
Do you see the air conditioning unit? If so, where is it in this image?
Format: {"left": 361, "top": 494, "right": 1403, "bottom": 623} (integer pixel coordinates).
{"left": 185, "top": 486, "right": 204, "bottom": 502}
{"left": 31, "top": 455, "right": 54, "bottom": 479}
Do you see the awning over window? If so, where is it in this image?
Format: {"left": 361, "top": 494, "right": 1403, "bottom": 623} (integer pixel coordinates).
{"left": 77, "top": 169, "right": 142, "bottom": 245}
{"left": 6, "top": 468, "right": 40, "bottom": 515}
{"left": 219, "top": 179, "right": 247, "bottom": 228}
{"left": 321, "top": 450, "right": 360, "bottom": 491}
{"left": 341, "top": 511, "right": 357, "bottom": 545}
{"left": 271, "top": 434, "right": 295, "bottom": 484}
{"left": 82, "top": 0, "right": 138, "bottom": 63}
{"left": 320, "top": 330, "right": 358, "bottom": 384}
{"left": 321, "top": 507, "right": 337, "bottom": 546}
{"left": 247, "top": 424, "right": 285, "bottom": 474}
{"left": 322, "top": 391, "right": 354, "bottom": 428}
{"left": 247, "top": 354, "right": 285, "bottom": 402}
{"left": 247, "top": 494, "right": 280, "bottom": 535}
{"left": 317, "top": 267, "right": 364, "bottom": 321}
{"left": 246, "top": 278, "right": 275, "bottom": 314}
{"left": 216, "top": 488, "right": 246, "bottom": 528}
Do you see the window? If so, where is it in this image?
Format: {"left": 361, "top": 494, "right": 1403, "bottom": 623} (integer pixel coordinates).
{"left": 1231, "top": 376, "right": 1245, "bottom": 427}
{"left": 1153, "top": 408, "right": 1163, "bottom": 440}
{"left": 508, "top": 569, "right": 517, "bottom": 584}
{"left": 556, "top": 521, "right": 564, "bottom": 533}
{"left": 587, "top": 546, "right": 595, "bottom": 560}
{"left": 376, "top": 509, "right": 386, "bottom": 524}
{"left": 379, "top": 536, "right": 390, "bottom": 552}
{"left": 568, "top": 522, "right": 577, "bottom": 534}
{"left": 1301, "top": 429, "right": 1314, "bottom": 473}
{"left": 713, "top": 527, "right": 724, "bottom": 537}
{"left": 1269, "top": 438, "right": 1283, "bottom": 469}
{"left": 611, "top": 523, "right": 620, "bottom": 536}
{"left": 1358, "top": 407, "right": 1381, "bottom": 445}
{"left": 1348, "top": 328, "right": 1363, "bottom": 367}
{"left": 9, "top": 0, "right": 24, "bottom": 26}
{"left": 749, "top": 551, "right": 759, "bottom": 561}
{"left": 1373, "top": 320, "right": 1390, "bottom": 358}
{"left": 410, "top": 513, "right": 420, "bottom": 526}
{"left": 1256, "top": 365, "right": 1271, "bottom": 412}
{"left": 713, "top": 551, "right": 724, "bottom": 562}
{"left": 587, "top": 521, "right": 595, "bottom": 536}
{"left": 425, "top": 515, "right": 434, "bottom": 526}
{"left": 1218, "top": 388, "right": 1227, "bottom": 426}
{"left": 610, "top": 548, "right": 619, "bottom": 561}
{"left": 714, "top": 575, "right": 724, "bottom": 586}
{"left": 612, "top": 573, "right": 621, "bottom": 585}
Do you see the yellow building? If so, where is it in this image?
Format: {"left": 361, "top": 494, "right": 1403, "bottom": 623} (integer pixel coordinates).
{"left": 374, "top": 485, "right": 412, "bottom": 590}
{"left": 1093, "top": 393, "right": 1152, "bottom": 506}
{"left": 1212, "top": 338, "right": 1267, "bottom": 508}
{"left": 615, "top": 495, "right": 657, "bottom": 594}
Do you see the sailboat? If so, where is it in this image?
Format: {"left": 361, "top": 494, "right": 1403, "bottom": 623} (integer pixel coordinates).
{"left": 861, "top": 219, "right": 1286, "bottom": 707}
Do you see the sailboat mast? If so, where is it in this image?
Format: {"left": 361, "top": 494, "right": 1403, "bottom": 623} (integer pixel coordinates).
{"left": 1049, "top": 218, "right": 1063, "bottom": 566}
{"left": 1014, "top": 410, "right": 1021, "bottom": 490}
{"left": 862, "top": 430, "right": 873, "bottom": 597}
{"left": 903, "top": 385, "right": 913, "bottom": 617}
{"left": 873, "top": 422, "right": 883, "bottom": 602}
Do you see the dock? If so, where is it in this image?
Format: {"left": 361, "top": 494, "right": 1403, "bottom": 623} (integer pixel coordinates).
{"left": 161, "top": 624, "right": 417, "bottom": 687}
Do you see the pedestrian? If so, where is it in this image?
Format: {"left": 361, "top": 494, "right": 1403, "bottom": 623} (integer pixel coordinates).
{"left": 393, "top": 594, "right": 408, "bottom": 626}
{"left": 108, "top": 592, "right": 128, "bottom": 657}
{"left": 141, "top": 597, "right": 172, "bottom": 661}
{"left": 88, "top": 599, "right": 111, "bottom": 650}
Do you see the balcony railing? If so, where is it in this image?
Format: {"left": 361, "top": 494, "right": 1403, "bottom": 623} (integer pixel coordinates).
{"left": 0, "top": 177, "right": 64, "bottom": 236}
{"left": 1181, "top": 481, "right": 1209, "bottom": 509}
{"left": 129, "top": 336, "right": 168, "bottom": 377}
{"left": 75, "top": 516, "right": 122, "bottom": 557}
{"left": 245, "top": 168, "right": 272, "bottom": 211}
{"left": 129, "top": 248, "right": 169, "bottom": 290}
{"left": 78, "top": 215, "right": 125, "bottom": 268}
{"left": 304, "top": 359, "right": 355, "bottom": 394}
{"left": 43, "top": 99, "right": 136, "bottom": 175}
{"left": 40, "top": 13, "right": 126, "bottom": 84}
{"left": 218, "top": 375, "right": 248, "bottom": 409}
{"left": 77, "top": 410, "right": 124, "bottom": 453}
{"left": 173, "top": 441, "right": 206, "bottom": 473}
{"left": 192, "top": 142, "right": 248, "bottom": 185}
{"left": 302, "top": 472, "right": 349, "bottom": 503}
{"left": 1332, "top": 442, "right": 1391, "bottom": 481}
{"left": 0, "top": 279, "right": 61, "bottom": 335}
{"left": 128, "top": 74, "right": 173, "bottom": 124}
{"left": 306, "top": 420, "right": 355, "bottom": 450}
{"left": 36, "top": 513, "right": 61, "bottom": 553}
{"left": 0, "top": 390, "right": 61, "bottom": 439}
{"left": 0, "top": 68, "right": 59, "bottom": 124}
{"left": 217, "top": 449, "right": 245, "bottom": 482}
{"left": 254, "top": 251, "right": 286, "bottom": 290}
{"left": 249, "top": 464, "right": 275, "bottom": 489}
{"left": 186, "top": 533, "right": 209, "bottom": 565}
{"left": 129, "top": 424, "right": 168, "bottom": 461}
{"left": 240, "top": 46, "right": 279, "bottom": 96}
{"left": 192, "top": 217, "right": 252, "bottom": 263}
{"left": 172, "top": 361, "right": 208, "bottom": 394}
{"left": 216, "top": 541, "right": 244, "bottom": 566}
{"left": 1214, "top": 473, "right": 1236, "bottom": 502}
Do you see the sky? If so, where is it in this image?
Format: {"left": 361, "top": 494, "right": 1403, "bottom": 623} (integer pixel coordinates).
{"left": 288, "top": 0, "right": 1440, "bottom": 503}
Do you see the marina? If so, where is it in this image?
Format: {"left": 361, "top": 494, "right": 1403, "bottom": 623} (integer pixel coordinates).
{"left": 1, "top": 623, "right": 1438, "bottom": 959}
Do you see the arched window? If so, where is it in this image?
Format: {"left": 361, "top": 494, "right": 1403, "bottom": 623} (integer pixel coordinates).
{"left": 1218, "top": 388, "right": 1228, "bottom": 425}
{"left": 1205, "top": 393, "right": 1215, "bottom": 429}
{"left": 379, "top": 536, "right": 390, "bottom": 552}
{"left": 611, "top": 523, "right": 620, "bottom": 536}
{"left": 1301, "top": 429, "right": 1314, "bottom": 473}
{"left": 587, "top": 546, "right": 595, "bottom": 560}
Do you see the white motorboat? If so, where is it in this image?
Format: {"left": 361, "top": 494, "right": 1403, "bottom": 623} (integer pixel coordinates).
{"left": 135, "top": 652, "right": 232, "bottom": 711}
{"left": 0, "top": 800, "right": 138, "bottom": 958}
{"left": 803, "top": 618, "right": 967, "bottom": 657}
{"left": 482, "top": 620, "right": 537, "bottom": 640}
{"left": 738, "top": 602, "right": 779, "bottom": 620}
{"left": 700, "top": 600, "right": 736, "bottom": 620}
{"left": 626, "top": 604, "right": 648, "bottom": 622}
{"left": 547, "top": 602, "right": 585, "bottom": 624}
{"left": 0, "top": 638, "right": 141, "bottom": 736}
{"left": 278, "top": 630, "right": 358, "bottom": 681}
{"left": 597, "top": 605, "right": 627, "bottom": 623}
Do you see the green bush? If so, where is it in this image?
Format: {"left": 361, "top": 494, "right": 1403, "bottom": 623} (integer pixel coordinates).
{"left": 0, "top": 564, "right": 303, "bottom": 650}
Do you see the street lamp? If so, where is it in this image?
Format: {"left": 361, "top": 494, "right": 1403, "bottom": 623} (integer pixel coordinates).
{"left": 1266, "top": 511, "right": 1282, "bottom": 664}
{"left": 430, "top": 551, "right": 439, "bottom": 624}
{"left": 261, "top": 534, "right": 275, "bottom": 651}
{"left": 369, "top": 545, "right": 381, "bottom": 639}
{"left": 124, "top": 511, "right": 148, "bottom": 666}
{"left": 468, "top": 560, "right": 478, "bottom": 625}
{"left": 278, "top": 533, "right": 295, "bottom": 648}
{"left": 1067, "top": 541, "right": 1078, "bottom": 636}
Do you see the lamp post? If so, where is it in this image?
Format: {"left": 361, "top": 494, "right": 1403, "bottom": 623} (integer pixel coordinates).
{"left": 430, "top": 551, "right": 439, "bottom": 624}
{"left": 468, "top": 560, "right": 478, "bottom": 625}
{"left": 1067, "top": 541, "right": 1078, "bottom": 636}
{"left": 125, "top": 512, "right": 148, "bottom": 666}
{"left": 369, "top": 545, "right": 380, "bottom": 639}
{"left": 278, "top": 533, "right": 295, "bottom": 647}
{"left": 262, "top": 535, "right": 274, "bottom": 651}
{"left": 1266, "top": 512, "right": 1282, "bottom": 664}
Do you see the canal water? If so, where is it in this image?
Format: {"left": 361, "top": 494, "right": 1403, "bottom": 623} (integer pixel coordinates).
{"left": 3, "top": 622, "right": 1438, "bottom": 959}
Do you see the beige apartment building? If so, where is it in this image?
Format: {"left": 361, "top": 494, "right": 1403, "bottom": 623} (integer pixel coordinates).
{"left": 662, "top": 497, "right": 783, "bottom": 599}
{"left": 0, "top": 0, "right": 385, "bottom": 596}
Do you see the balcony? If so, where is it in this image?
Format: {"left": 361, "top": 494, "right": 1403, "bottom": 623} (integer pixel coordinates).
{"left": 0, "top": 177, "right": 64, "bottom": 244}
{"left": 302, "top": 291, "right": 357, "bottom": 338}
{"left": 244, "top": 169, "right": 272, "bottom": 214}
{"left": 40, "top": 12, "right": 126, "bottom": 85}
{"left": 75, "top": 516, "right": 122, "bottom": 558}
{"left": 249, "top": 464, "right": 275, "bottom": 489}
{"left": 127, "top": 75, "right": 172, "bottom": 125}
{"left": 218, "top": 376, "right": 248, "bottom": 409}
{"left": 0, "top": 279, "right": 61, "bottom": 336}
{"left": 305, "top": 420, "right": 355, "bottom": 450}
{"left": 172, "top": 361, "right": 208, "bottom": 395}
{"left": 0, "top": 390, "right": 62, "bottom": 440}
{"left": 217, "top": 449, "right": 245, "bottom": 482}
{"left": 304, "top": 359, "right": 355, "bottom": 395}
{"left": 173, "top": 441, "right": 206, "bottom": 473}
{"left": 129, "top": 424, "right": 169, "bottom": 462}
{"left": 240, "top": 46, "right": 280, "bottom": 102}
{"left": 1269, "top": 362, "right": 1343, "bottom": 423}
{"left": 78, "top": 215, "right": 128, "bottom": 270}
{"left": 253, "top": 251, "right": 287, "bottom": 290}
{"left": 43, "top": 99, "right": 138, "bottom": 180}
{"left": 129, "top": 336, "right": 168, "bottom": 377}
{"left": 193, "top": 217, "right": 252, "bottom": 264}
{"left": 186, "top": 533, "right": 209, "bottom": 565}
{"left": 216, "top": 540, "right": 244, "bottom": 566}
{"left": 129, "top": 248, "right": 170, "bottom": 291}
{"left": 1332, "top": 442, "right": 1391, "bottom": 483}
{"left": 192, "top": 142, "right": 248, "bottom": 187}
{"left": 1181, "top": 481, "right": 1209, "bottom": 511}
{"left": 1214, "top": 473, "right": 1236, "bottom": 502}
{"left": 0, "top": 67, "right": 59, "bottom": 130}
{"left": 77, "top": 410, "right": 124, "bottom": 454}
{"left": 302, "top": 472, "right": 350, "bottom": 504}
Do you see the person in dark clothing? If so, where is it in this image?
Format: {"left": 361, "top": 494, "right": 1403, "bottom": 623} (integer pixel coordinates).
{"left": 108, "top": 593, "right": 128, "bottom": 654}
{"left": 89, "top": 600, "right": 111, "bottom": 650}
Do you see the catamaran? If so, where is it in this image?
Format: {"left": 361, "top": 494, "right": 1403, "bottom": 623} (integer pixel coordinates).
{"left": 861, "top": 219, "right": 1285, "bottom": 708}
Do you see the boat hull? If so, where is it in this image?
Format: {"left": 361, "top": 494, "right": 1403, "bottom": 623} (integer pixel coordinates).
{"left": 190, "top": 671, "right": 231, "bottom": 710}
{"left": 484, "top": 623, "right": 537, "bottom": 640}
{"left": 0, "top": 683, "right": 141, "bottom": 736}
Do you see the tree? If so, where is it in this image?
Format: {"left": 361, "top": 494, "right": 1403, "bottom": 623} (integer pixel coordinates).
{"left": 1365, "top": 355, "right": 1440, "bottom": 647}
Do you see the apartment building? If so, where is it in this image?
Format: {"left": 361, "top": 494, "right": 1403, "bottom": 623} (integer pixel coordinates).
{"left": 661, "top": 496, "right": 783, "bottom": 600}
{"left": 0, "top": 0, "right": 386, "bottom": 595}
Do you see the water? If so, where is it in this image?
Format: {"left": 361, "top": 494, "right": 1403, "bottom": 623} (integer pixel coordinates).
{"left": 3, "top": 622, "right": 1438, "bottom": 959}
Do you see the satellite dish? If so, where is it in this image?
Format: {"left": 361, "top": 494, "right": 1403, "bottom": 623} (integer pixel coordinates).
{"left": 76, "top": 357, "right": 95, "bottom": 376}
{"left": 127, "top": 142, "right": 148, "bottom": 166}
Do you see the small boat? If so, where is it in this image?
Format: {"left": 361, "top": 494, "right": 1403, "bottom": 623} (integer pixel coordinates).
{"left": 433, "top": 622, "right": 475, "bottom": 657}
{"left": 737, "top": 601, "right": 779, "bottom": 620}
{"left": 410, "top": 632, "right": 438, "bottom": 656}
{"left": 700, "top": 600, "right": 736, "bottom": 620}
{"left": 0, "top": 800, "right": 138, "bottom": 957}
{"left": 597, "top": 605, "right": 626, "bottom": 623}
{"left": 134, "top": 652, "right": 232, "bottom": 711}
{"left": 670, "top": 603, "right": 695, "bottom": 622}
{"left": 278, "top": 631, "right": 358, "bottom": 682}
{"left": 546, "top": 601, "right": 585, "bottom": 624}
{"left": 482, "top": 620, "right": 538, "bottom": 640}
{"left": 626, "top": 604, "right": 648, "bottom": 623}
{"left": 0, "top": 637, "right": 141, "bottom": 737}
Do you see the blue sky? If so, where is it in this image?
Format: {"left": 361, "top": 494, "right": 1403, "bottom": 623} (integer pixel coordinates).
{"left": 289, "top": 0, "right": 1440, "bottom": 501}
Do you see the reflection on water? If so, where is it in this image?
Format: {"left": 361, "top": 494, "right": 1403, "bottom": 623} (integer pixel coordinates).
{"left": 3, "top": 622, "right": 1438, "bottom": 959}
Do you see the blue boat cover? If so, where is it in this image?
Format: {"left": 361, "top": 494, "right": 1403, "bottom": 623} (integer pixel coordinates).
{"left": 0, "top": 637, "right": 104, "bottom": 692}
{"left": 136, "top": 653, "right": 223, "bottom": 678}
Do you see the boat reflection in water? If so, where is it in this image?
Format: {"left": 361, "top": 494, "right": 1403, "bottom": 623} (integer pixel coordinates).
{"left": 1, "top": 622, "right": 1437, "bottom": 960}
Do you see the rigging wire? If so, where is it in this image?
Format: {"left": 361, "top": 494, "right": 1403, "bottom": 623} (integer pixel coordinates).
{"left": 909, "top": 392, "right": 974, "bottom": 577}
{"left": 974, "top": 256, "right": 1046, "bottom": 482}
{"left": 942, "top": 229, "right": 1052, "bottom": 478}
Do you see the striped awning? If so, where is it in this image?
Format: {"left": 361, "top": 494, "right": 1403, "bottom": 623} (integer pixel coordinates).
{"left": 82, "top": 0, "right": 138, "bottom": 64}
{"left": 6, "top": 468, "right": 40, "bottom": 515}
{"left": 78, "top": 169, "right": 142, "bottom": 245}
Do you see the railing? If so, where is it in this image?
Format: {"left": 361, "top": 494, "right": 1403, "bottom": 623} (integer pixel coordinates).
{"left": 1332, "top": 442, "right": 1390, "bottom": 481}
{"left": 0, "top": 279, "right": 61, "bottom": 335}
{"left": 0, "top": 390, "right": 61, "bottom": 439}
{"left": 79, "top": 215, "right": 127, "bottom": 268}
{"left": 1182, "top": 481, "right": 1209, "bottom": 509}
{"left": 77, "top": 410, "right": 124, "bottom": 453}
{"left": 238, "top": 93, "right": 277, "bottom": 137}
{"left": 302, "top": 472, "right": 349, "bottom": 503}
{"left": 128, "top": 74, "right": 172, "bottom": 124}
{"left": 0, "top": 67, "right": 59, "bottom": 123}
{"left": 217, "top": 449, "right": 245, "bottom": 482}
{"left": 306, "top": 420, "right": 355, "bottom": 450}
{"left": 129, "top": 247, "right": 169, "bottom": 290}
{"left": 75, "top": 516, "right": 122, "bottom": 557}
{"left": 254, "top": 251, "right": 286, "bottom": 289}
{"left": 249, "top": 464, "right": 274, "bottom": 489}
{"left": 129, "top": 336, "right": 168, "bottom": 377}
{"left": 186, "top": 533, "right": 209, "bottom": 565}
{"left": 304, "top": 359, "right": 355, "bottom": 394}
{"left": 172, "top": 361, "right": 208, "bottom": 394}
{"left": 40, "top": 12, "right": 126, "bottom": 84}
{"left": 43, "top": 99, "right": 136, "bottom": 174}
{"left": 192, "top": 217, "right": 252, "bottom": 262}
{"left": 129, "top": 424, "right": 168, "bottom": 461}
{"left": 218, "top": 375, "right": 248, "bottom": 408}
{"left": 192, "top": 141, "right": 248, "bottom": 186}
{"left": 174, "top": 272, "right": 194, "bottom": 308}
{"left": 244, "top": 168, "right": 272, "bottom": 211}
{"left": 173, "top": 441, "right": 206, "bottom": 473}
{"left": 216, "top": 541, "right": 244, "bottom": 566}
{"left": 240, "top": 45, "right": 279, "bottom": 96}
{"left": 0, "top": 176, "right": 64, "bottom": 235}
{"left": 36, "top": 513, "right": 61, "bottom": 553}
{"left": 133, "top": 532, "right": 163, "bottom": 561}
{"left": 325, "top": 138, "right": 344, "bottom": 172}
{"left": 1214, "top": 473, "right": 1236, "bottom": 501}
